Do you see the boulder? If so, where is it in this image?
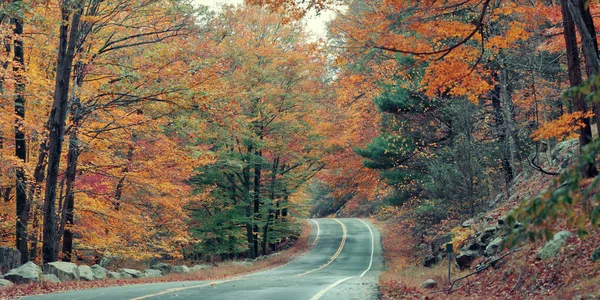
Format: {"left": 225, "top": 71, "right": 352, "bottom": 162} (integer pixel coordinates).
{"left": 119, "top": 268, "right": 142, "bottom": 278}
{"left": 231, "top": 261, "right": 252, "bottom": 267}
{"left": 142, "top": 269, "right": 162, "bottom": 278}
{"left": 107, "top": 271, "right": 121, "bottom": 279}
{"left": 590, "top": 246, "right": 600, "bottom": 262}
{"left": 190, "top": 264, "right": 212, "bottom": 272}
{"left": 41, "top": 274, "right": 61, "bottom": 284}
{"left": 119, "top": 272, "right": 133, "bottom": 279}
{"left": 150, "top": 262, "right": 172, "bottom": 274}
{"left": 477, "top": 226, "right": 498, "bottom": 245}
{"left": 98, "top": 257, "right": 110, "bottom": 267}
{"left": 422, "top": 255, "right": 439, "bottom": 267}
{"left": 456, "top": 250, "right": 479, "bottom": 270}
{"left": 484, "top": 237, "right": 503, "bottom": 257}
{"left": 536, "top": 231, "right": 572, "bottom": 260}
{"left": 0, "top": 247, "right": 21, "bottom": 274}
{"left": 91, "top": 264, "right": 107, "bottom": 280}
{"left": 462, "top": 241, "right": 485, "bottom": 253}
{"left": 4, "top": 261, "right": 42, "bottom": 284}
{"left": 171, "top": 265, "right": 190, "bottom": 273}
{"left": 46, "top": 262, "right": 80, "bottom": 281}
{"left": 78, "top": 265, "right": 95, "bottom": 281}
{"left": 461, "top": 219, "right": 475, "bottom": 228}
{"left": 0, "top": 278, "right": 13, "bottom": 287}
{"left": 420, "top": 279, "right": 437, "bottom": 289}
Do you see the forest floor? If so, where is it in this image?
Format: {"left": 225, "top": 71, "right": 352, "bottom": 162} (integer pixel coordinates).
{"left": 375, "top": 168, "right": 600, "bottom": 299}
{"left": 0, "top": 221, "right": 313, "bottom": 299}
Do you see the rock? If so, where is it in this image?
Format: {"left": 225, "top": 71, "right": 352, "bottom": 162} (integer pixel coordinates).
{"left": 462, "top": 241, "right": 485, "bottom": 252}
{"left": 421, "top": 279, "right": 437, "bottom": 289}
{"left": 484, "top": 237, "right": 503, "bottom": 257}
{"left": 231, "top": 261, "right": 252, "bottom": 267}
{"left": 536, "top": 231, "right": 572, "bottom": 260}
{"left": 142, "top": 269, "right": 162, "bottom": 278}
{"left": 150, "top": 262, "right": 172, "bottom": 274}
{"left": 119, "top": 272, "right": 133, "bottom": 279}
{"left": 477, "top": 226, "right": 498, "bottom": 245}
{"left": 0, "top": 247, "right": 21, "bottom": 274}
{"left": 462, "top": 219, "right": 475, "bottom": 228}
{"left": 590, "top": 246, "right": 600, "bottom": 262}
{"left": 171, "top": 265, "right": 190, "bottom": 273}
{"left": 99, "top": 257, "right": 110, "bottom": 267}
{"left": 91, "top": 264, "right": 107, "bottom": 280}
{"left": 78, "top": 265, "right": 95, "bottom": 281}
{"left": 41, "top": 274, "right": 61, "bottom": 284}
{"left": 4, "top": 261, "right": 42, "bottom": 284}
{"left": 107, "top": 271, "right": 121, "bottom": 279}
{"left": 0, "top": 279, "right": 13, "bottom": 287}
{"left": 45, "top": 262, "right": 80, "bottom": 281}
{"left": 190, "top": 264, "right": 212, "bottom": 272}
{"left": 422, "top": 255, "right": 439, "bottom": 267}
{"left": 456, "top": 250, "right": 479, "bottom": 270}
{"left": 119, "top": 268, "right": 142, "bottom": 278}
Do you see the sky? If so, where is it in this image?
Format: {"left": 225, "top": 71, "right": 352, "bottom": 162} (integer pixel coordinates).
{"left": 193, "top": 0, "right": 336, "bottom": 39}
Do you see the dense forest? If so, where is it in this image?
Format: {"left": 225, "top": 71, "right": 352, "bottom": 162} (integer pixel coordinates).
{"left": 1, "top": 2, "right": 600, "bottom": 295}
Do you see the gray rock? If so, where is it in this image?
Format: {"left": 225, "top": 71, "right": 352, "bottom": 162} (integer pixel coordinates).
{"left": 461, "top": 219, "right": 475, "bottom": 228}
{"left": 422, "top": 254, "right": 439, "bottom": 267}
{"left": 41, "top": 274, "right": 61, "bottom": 284}
{"left": 78, "top": 265, "right": 95, "bottom": 281}
{"left": 231, "top": 261, "right": 252, "bottom": 267}
{"left": 421, "top": 279, "right": 437, "bottom": 289}
{"left": 142, "top": 269, "right": 162, "bottom": 278}
{"left": 477, "top": 226, "right": 498, "bottom": 245}
{"left": 45, "top": 262, "right": 80, "bottom": 281}
{"left": 190, "top": 264, "right": 212, "bottom": 272}
{"left": 150, "top": 263, "right": 172, "bottom": 274}
{"left": 462, "top": 241, "right": 485, "bottom": 253}
{"left": 91, "top": 264, "right": 107, "bottom": 280}
{"left": 456, "top": 250, "right": 479, "bottom": 270}
{"left": 4, "top": 261, "right": 42, "bottom": 284}
{"left": 99, "top": 257, "right": 110, "bottom": 267}
{"left": 0, "top": 278, "right": 13, "bottom": 287}
{"left": 171, "top": 265, "right": 190, "bottom": 273}
{"left": 537, "top": 231, "right": 572, "bottom": 260}
{"left": 0, "top": 247, "right": 21, "bottom": 274}
{"left": 590, "top": 245, "right": 600, "bottom": 262}
{"left": 119, "top": 272, "right": 133, "bottom": 279}
{"left": 119, "top": 268, "right": 141, "bottom": 278}
{"left": 107, "top": 271, "right": 121, "bottom": 279}
{"left": 484, "top": 237, "right": 503, "bottom": 257}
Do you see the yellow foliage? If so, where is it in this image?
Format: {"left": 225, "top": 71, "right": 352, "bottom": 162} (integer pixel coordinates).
{"left": 531, "top": 111, "right": 595, "bottom": 141}
{"left": 446, "top": 226, "right": 475, "bottom": 251}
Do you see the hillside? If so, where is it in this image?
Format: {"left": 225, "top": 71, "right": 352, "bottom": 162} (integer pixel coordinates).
{"left": 376, "top": 139, "right": 600, "bottom": 299}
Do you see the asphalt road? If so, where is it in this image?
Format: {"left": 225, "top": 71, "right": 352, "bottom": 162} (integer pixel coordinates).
{"left": 24, "top": 218, "right": 383, "bottom": 300}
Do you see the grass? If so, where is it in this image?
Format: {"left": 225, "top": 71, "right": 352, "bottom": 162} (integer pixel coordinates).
{"left": 0, "top": 220, "right": 313, "bottom": 299}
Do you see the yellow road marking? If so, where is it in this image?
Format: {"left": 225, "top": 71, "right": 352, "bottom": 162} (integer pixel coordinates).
{"left": 297, "top": 218, "right": 347, "bottom": 276}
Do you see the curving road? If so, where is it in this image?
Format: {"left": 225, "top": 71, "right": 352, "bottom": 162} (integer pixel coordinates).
{"left": 23, "top": 218, "right": 383, "bottom": 300}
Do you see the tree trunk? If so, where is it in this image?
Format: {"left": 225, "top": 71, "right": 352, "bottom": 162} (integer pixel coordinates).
{"left": 561, "top": 0, "right": 597, "bottom": 177}
{"left": 490, "top": 74, "right": 514, "bottom": 191}
{"left": 113, "top": 145, "right": 134, "bottom": 211}
{"left": 244, "top": 145, "right": 255, "bottom": 259}
{"left": 42, "top": 1, "right": 83, "bottom": 263}
{"left": 262, "top": 156, "right": 278, "bottom": 256}
{"left": 252, "top": 150, "right": 261, "bottom": 258}
{"left": 12, "top": 4, "right": 29, "bottom": 262}
{"left": 568, "top": 0, "right": 600, "bottom": 138}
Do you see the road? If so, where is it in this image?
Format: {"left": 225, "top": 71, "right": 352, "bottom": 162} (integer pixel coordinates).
{"left": 24, "top": 218, "right": 383, "bottom": 300}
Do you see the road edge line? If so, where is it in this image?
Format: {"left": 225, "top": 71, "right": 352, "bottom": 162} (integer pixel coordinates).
{"left": 310, "top": 219, "right": 321, "bottom": 246}
{"left": 356, "top": 218, "right": 375, "bottom": 277}
{"left": 309, "top": 276, "right": 354, "bottom": 300}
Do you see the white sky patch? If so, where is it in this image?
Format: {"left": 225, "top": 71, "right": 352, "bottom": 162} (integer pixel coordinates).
{"left": 192, "top": 0, "right": 335, "bottom": 40}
